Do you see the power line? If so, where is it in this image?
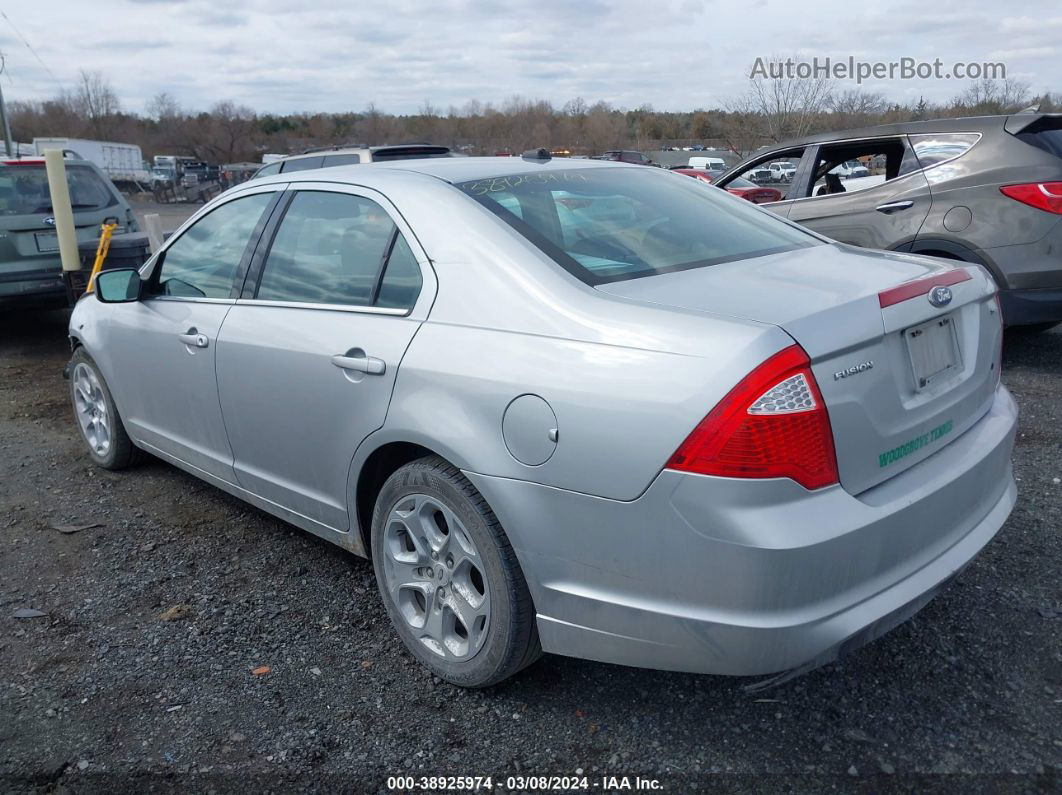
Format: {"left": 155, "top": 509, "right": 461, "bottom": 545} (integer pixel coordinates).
{"left": 0, "top": 10, "right": 63, "bottom": 91}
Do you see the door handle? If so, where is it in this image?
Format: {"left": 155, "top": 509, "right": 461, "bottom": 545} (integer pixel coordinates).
{"left": 875, "top": 200, "right": 914, "bottom": 214}
{"left": 178, "top": 330, "right": 209, "bottom": 348}
{"left": 331, "top": 352, "right": 386, "bottom": 376}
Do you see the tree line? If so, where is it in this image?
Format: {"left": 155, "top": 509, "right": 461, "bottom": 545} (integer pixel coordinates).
{"left": 7, "top": 69, "right": 1056, "bottom": 165}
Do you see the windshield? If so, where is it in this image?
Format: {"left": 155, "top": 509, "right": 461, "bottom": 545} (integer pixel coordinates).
{"left": 775, "top": 162, "right": 794, "bottom": 169}
{"left": 455, "top": 168, "right": 818, "bottom": 285}
{"left": 0, "top": 164, "right": 116, "bottom": 216}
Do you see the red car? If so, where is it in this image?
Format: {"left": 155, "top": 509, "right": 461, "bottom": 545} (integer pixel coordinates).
{"left": 672, "top": 169, "right": 783, "bottom": 204}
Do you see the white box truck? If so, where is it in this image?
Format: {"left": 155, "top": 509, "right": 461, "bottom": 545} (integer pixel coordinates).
{"left": 33, "top": 138, "right": 150, "bottom": 184}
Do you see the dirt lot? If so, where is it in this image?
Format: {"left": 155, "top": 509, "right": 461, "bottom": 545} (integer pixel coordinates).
{"left": 0, "top": 308, "right": 1060, "bottom": 793}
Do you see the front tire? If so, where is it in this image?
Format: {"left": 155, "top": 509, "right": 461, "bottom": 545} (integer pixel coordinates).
{"left": 370, "top": 456, "right": 541, "bottom": 687}
{"left": 69, "top": 348, "right": 143, "bottom": 470}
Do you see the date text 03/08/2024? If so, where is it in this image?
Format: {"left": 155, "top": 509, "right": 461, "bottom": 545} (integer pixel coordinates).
{"left": 385, "top": 774, "right": 664, "bottom": 791}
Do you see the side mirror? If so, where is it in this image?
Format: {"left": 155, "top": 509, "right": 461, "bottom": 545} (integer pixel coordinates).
{"left": 94, "top": 268, "right": 142, "bottom": 303}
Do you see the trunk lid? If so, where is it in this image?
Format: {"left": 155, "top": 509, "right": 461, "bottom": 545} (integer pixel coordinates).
{"left": 597, "top": 243, "right": 1002, "bottom": 494}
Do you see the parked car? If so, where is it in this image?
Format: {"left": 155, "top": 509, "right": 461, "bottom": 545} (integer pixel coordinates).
{"left": 252, "top": 144, "right": 454, "bottom": 179}
{"left": 0, "top": 156, "right": 137, "bottom": 308}
{"left": 747, "top": 164, "right": 775, "bottom": 184}
{"left": 831, "top": 159, "right": 871, "bottom": 179}
{"left": 769, "top": 161, "right": 797, "bottom": 182}
{"left": 714, "top": 113, "right": 1062, "bottom": 329}
{"left": 600, "top": 150, "right": 654, "bottom": 165}
{"left": 71, "top": 155, "right": 1015, "bottom": 687}
{"left": 720, "top": 175, "right": 784, "bottom": 203}
{"left": 672, "top": 169, "right": 783, "bottom": 203}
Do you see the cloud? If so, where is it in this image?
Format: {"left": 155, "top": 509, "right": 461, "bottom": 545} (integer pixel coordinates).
{"left": 0, "top": 0, "right": 1058, "bottom": 116}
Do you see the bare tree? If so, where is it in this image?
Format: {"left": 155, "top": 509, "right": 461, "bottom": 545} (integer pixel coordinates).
{"left": 731, "top": 56, "right": 833, "bottom": 142}
{"left": 955, "top": 78, "right": 1031, "bottom": 114}
{"left": 146, "top": 91, "right": 181, "bottom": 122}
{"left": 65, "top": 70, "right": 122, "bottom": 139}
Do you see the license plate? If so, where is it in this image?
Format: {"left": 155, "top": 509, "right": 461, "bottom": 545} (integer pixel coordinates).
{"left": 34, "top": 231, "right": 59, "bottom": 252}
{"left": 906, "top": 314, "right": 960, "bottom": 390}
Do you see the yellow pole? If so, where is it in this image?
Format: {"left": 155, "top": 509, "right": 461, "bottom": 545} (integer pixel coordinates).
{"left": 43, "top": 149, "right": 80, "bottom": 272}
{"left": 86, "top": 223, "right": 117, "bottom": 292}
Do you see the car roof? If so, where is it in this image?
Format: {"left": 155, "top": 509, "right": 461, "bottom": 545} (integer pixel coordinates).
{"left": 768, "top": 113, "right": 1048, "bottom": 151}
{"left": 251, "top": 155, "right": 632, "bottom": 188}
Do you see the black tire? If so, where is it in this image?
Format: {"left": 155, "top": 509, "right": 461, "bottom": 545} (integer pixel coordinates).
{"left": 370, "top": 455, "right": 541, "bottom": 687}
{"left": 68, "top": 347, "right": 144, "bottom": 470}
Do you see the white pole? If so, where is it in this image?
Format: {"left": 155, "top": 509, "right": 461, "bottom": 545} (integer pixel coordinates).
{"left": 143, "top": 212, "right": 164, "bottom": 253}
{"left": 43, "top": 149, "right": 81, "bottom": 272}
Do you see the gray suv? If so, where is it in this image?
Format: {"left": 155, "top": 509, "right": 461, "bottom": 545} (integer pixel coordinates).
{"left": 717, "top": 114, "right": 1062, "bottom": 330}
{"left": 0, "top": 157, "right": 138, "bottom": 308}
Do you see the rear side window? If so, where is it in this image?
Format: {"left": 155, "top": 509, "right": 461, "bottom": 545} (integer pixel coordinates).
{"left": 908, "top": 133, "right": 980, "bottom": 169}
{"left": 281, "top": 156, "right": 324, "bottom": 173}
{"left": 322, "top": 154, "right": 362, "bottom": 166}
{"left": 457, "top": 168, "right": 817, "bottom": 285}
{"left": 156, "top": 192, "right": 274, "bottom": 298}
{"left": 376, "top": 233, "right": 423, "bottom": 310}
{"left": 256, "top": 190, "right": 420, "bottom": 309}
{"left": 0, "top": 164, "right": 116, "bottom": 216}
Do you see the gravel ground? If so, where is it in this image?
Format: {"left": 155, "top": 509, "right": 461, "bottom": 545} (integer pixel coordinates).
{"left": 0, "top": 309, "right": 1060, "bottom": 794}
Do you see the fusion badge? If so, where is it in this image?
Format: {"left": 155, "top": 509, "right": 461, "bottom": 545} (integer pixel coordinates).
{"left": 834, "top": 360, "right": 874, "bottom": 380}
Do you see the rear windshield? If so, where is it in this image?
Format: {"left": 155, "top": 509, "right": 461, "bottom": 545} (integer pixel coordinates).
{"left": 0, "top": 164, "right": 116, "bottom": 216}
{"left": 1015, "top": 118, "right": 1062, "bottom": 158}
{"left": 455, "top": 168, "right": 818, "bottom": 285}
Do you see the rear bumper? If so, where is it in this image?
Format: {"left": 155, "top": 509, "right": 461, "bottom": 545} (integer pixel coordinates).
{"left": 467, "top": 386, "right": 1017, "bottom": 676}
{"left": 998, "top": 287, "right": 1062, "bottom": 326}
{"left": 0, "top": 267, "right": 66, "bottom": 301}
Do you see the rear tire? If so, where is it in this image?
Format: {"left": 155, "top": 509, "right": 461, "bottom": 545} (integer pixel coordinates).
{"left": 370, "top": 455, "right": 541, "bottom": 687}
{"left": 69, "top": 347, "right": 144, "bottom": 470}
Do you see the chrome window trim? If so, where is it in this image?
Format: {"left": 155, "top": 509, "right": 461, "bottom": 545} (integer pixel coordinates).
{"left": 145, "top": 296, "right": 237, "bottom": 305}
{"left": 234, "top": 298, "right": 410, "bottom": 317}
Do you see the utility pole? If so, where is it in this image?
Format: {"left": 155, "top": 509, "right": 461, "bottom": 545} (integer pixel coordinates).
{"left": 0, "top": 54, "right": 13, "bottom": 157}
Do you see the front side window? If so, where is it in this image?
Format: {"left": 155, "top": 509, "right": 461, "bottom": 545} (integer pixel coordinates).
{"left": 155, "top": 192, "right": 273, "bottom": 298}
{"left": 256, "top": 190, "right": 421, "bottom": 309}
{"left": 255, "top": 162, "right": 282, "bottom": 178}
{"left": 457, "top": 168, "right": 818, "bottom": 285}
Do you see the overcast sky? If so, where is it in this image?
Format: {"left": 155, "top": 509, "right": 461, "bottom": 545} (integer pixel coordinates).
{"left": 0, "top": 0, "right": 1059, "bottom": 115}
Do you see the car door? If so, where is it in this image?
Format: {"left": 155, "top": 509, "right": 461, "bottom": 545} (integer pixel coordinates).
{"left": 786, "top": 137, "right": 932, "bottom": 250}
{"left": 100, "top": 187, "right": 281, "bottom": 481}
{"left": 215, "top": 184, "right": 435, "bottom": 530}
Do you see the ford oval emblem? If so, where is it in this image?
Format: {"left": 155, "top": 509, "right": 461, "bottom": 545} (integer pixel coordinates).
{"left": 43, "top": 217, "right": 56, "bottom": 226}
{"left": 928, "top": 285, "right": 953, "bottom": 307}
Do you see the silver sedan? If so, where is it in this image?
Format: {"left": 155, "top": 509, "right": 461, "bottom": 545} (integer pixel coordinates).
{"left": 69, "top": 155, "right": 1016, "bottom": 687}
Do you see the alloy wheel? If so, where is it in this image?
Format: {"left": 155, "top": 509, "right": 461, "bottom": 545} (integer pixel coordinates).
{"left": 381, "top": 493, "right": 491, "bottom": 661}
{"left": 72, "top": 363, "right": 111, "bottom": 457}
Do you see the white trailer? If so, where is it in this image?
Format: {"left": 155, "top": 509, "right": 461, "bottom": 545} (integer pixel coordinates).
{"left": 32, "top": 137, "right": 150, "bottom": 183}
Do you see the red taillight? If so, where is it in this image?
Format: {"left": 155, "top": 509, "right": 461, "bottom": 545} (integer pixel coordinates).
{"left": 1000, "top": 182, "right": 1062, "bottom": 215}
{"left": 878, "top": 269, "right": 971, "bottom": 308}
{"left": 666, "top": 345, "right": 839, "bottom": 490}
